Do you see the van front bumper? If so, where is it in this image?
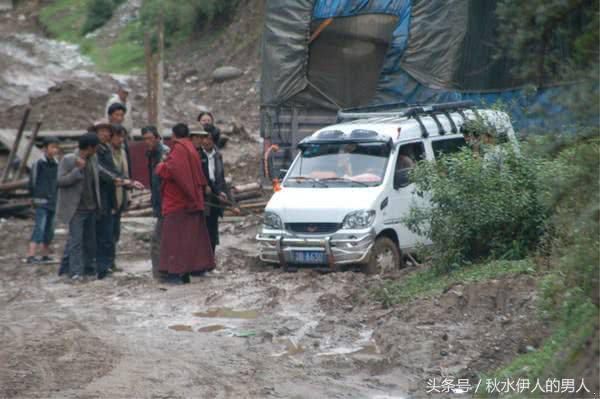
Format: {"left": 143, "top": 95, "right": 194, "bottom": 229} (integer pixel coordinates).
{"left": 256, "top": 229, "right": 376, "bottom": 269}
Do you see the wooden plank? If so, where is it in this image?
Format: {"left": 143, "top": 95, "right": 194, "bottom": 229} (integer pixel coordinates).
{"left": 0, "top": 179, "right": 28, "bottom": 193}
{"left": 17, "top": 121, "right": 42, "bottom": 179}
{"left": 1, "top": 108, "right": 29, "bottom": 183}
{"left": 0, "top": 130, "right": 44, "bottom": 170}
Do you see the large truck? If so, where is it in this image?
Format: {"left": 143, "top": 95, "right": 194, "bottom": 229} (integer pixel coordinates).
{"left": 259, "top": 0, "right": 572, "bottom": 179}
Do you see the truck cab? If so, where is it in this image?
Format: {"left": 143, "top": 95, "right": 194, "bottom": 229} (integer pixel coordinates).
{"left": 257, "top": 102, "right": 517, "bottom": 274}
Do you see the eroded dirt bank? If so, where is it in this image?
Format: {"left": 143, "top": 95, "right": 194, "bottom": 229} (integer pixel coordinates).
{"left": 0, "top": 217, "right": 548, "bottom": 399}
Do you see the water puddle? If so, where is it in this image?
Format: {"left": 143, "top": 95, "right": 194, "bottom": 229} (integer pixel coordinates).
{"left": 317, "top": 329, "right": 379, "bottom": 356}
{"left": 193, "top": 308, "right": 258, "bottom": 319}
{"left": 197, "top": 325, "right": 227, "bottom": 333}
{"left": 271, "top": 338, "right": 305, "bottom": 357}
{"left": 168, "top": 324, "right": 193, "bottom": 332}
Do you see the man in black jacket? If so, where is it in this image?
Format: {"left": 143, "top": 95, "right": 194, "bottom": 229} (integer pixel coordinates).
{"left": 193, "top": 127, "right": 239, "bottom": 252}
{"left": 91, "top": 121, "right": 142, "bottom": 279}
{"left": 142, "top": 125, "right": 169, "bottom": 278}
{"left": 26, "top": 137, "right": 60, "bottom": 264}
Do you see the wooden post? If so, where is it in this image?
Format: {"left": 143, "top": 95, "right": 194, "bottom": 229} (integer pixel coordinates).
{"left": 145, "top": 31, "right": 157, "bottom": 126}
{"left": 1, "top": 108, "right": 30, "bottom": 183}
{"left": 144, "top": 14, "right": 164, "bottom": 135}
{"left": 156, "top": 14, "right": 164, "bottom": 136}
{"left": 16, "top": 120, "right": 42, "bottom": 180}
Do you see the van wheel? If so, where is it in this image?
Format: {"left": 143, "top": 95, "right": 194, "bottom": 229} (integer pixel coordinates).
{"left": 362, "top": 237, "right": 402, "bottom": 275}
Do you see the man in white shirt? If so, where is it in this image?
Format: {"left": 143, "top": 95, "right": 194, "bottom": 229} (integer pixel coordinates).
{"left": 105, "top": 82, "right": 133, "bottom": 133}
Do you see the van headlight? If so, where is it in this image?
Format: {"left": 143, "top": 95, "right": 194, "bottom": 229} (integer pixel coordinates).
{"left": 342, "top": 210, "right": 376, "bottom": 229}
{"left": 263, "top": 211, "right": 283, "bottom": 230}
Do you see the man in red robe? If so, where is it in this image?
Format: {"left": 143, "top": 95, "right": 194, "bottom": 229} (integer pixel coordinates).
{"left": 155, "top": 123, "right": 215, "bottom": 284}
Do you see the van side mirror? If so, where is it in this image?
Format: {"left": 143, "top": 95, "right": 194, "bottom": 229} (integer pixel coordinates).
{"left": 394, "top": 168, "right": 411, "bottom": 189}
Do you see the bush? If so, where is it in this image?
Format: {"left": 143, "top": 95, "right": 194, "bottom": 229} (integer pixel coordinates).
{"left": 540, "top": 136, "right": 600, "bottom": 304}
{"left": 82, "top": 0, "right": 126, "bottom": 35}
{"left": 139, "top": 0, "right": 239, "bottom": 46}
{"left": 404, "top": 144, "right": 550, "bottom": 272}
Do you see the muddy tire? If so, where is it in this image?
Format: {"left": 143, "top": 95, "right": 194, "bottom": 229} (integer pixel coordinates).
{"left": 362, "top": 237, "right": 402, "bottom": 275}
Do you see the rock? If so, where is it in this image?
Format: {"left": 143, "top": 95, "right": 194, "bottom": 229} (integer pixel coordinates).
{"left": 212, "top": 66, "right": 243, "bottom": 82}
{"left": 442, "top": 333, "right": 449, "bottom": 341}
{"left": 526, "top": 345, "right": 536, "bottom": 353}
{"left": 440, "top": 350, "right": 448, "bottom": 357}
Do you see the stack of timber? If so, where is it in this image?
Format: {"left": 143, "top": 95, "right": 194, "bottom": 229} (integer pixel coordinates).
{"left": 122, "top": 181, "right": 270, "bottom": 218}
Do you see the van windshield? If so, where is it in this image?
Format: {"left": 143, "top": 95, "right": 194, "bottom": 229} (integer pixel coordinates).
{"left": 285, "top": 142, "right": 391, "bottom": 187}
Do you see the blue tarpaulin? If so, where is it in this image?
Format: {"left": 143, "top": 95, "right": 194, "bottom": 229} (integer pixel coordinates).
{"left": 311, "top": 0, "right": 564, "bottom": 130}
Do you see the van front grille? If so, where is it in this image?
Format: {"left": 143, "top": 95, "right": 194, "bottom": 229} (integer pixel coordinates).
{"left": 286, "top": 223, "right": 340, "bottom": 234}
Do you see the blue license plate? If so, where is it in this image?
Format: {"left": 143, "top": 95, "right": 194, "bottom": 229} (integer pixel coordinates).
{"left": 292, "top": 251, "right": 326, "bottom": 264}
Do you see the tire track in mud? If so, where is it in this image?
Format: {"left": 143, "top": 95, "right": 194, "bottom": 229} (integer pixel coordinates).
{"left": 0, "top": 261, "right": 119, "bottom": 399}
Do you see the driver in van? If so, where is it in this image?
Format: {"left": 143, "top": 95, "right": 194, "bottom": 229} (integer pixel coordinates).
{"left": 335, "top": 143, "right": 358, "bottom": 177}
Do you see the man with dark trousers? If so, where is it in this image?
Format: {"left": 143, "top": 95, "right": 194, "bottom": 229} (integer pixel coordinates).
{"left": 142, "top": 125, "right": 169, "bottom": 279}
{"left": 90, "top": 121, "right": 142, "bottom": 279}
{"left": 191, "top": 127, "right": 239, "bottom": 253}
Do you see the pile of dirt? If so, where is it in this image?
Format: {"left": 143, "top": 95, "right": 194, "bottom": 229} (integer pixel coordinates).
{"left": 373, "top": 276, "right": 547, "bottom": 394}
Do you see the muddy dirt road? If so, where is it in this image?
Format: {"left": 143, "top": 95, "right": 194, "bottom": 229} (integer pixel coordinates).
{"left": 0, "top": 217, "right": 546, "bottom": 399}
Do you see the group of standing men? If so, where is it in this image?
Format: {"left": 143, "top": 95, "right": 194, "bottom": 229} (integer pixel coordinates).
{"left": 27, "top": 82, "right": 236, "bottom": 284}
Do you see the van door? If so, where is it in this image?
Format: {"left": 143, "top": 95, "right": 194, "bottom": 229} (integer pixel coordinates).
{"left": 385, "top": 140, "right": 428, "bottom": 251}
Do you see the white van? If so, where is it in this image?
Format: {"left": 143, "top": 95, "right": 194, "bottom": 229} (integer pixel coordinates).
{"left": 257, "top": 102, "right": 516, "bottom": 274}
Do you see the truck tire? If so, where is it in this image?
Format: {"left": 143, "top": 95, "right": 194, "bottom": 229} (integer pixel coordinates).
{"left": 362, "top": 237, "right": 402, "bottom": 275}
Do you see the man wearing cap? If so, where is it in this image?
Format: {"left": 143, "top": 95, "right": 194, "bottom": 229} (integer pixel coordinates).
{"left": 106, "top": 83, "right": 133, "bottom": 133}
{"left": 90, "top": 121, "right": 143, "bottom": 279}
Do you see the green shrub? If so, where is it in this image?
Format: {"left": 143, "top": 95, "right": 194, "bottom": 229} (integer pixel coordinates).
{"left": 404, "top": 144, "right": 550, "bottom": 272}
{"left": 540, "top": 136, "right": 600, "bottom": 304}
{"left": 139, "top": 0, "right": 239, "bottom": 46}
{"left": 82, "top": 0, "right": 126, "bottom": 35}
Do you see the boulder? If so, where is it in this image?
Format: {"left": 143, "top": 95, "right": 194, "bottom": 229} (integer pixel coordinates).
{"left": 211, "top": 66, "right": 243, "bottom": 82}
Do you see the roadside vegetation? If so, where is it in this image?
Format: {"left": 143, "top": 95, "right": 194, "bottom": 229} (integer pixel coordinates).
{"left": 38, "top": 0, "right": 239, "bottom": 73}
{"left": 374, "top": 0, "right": 598, "bottom": 388}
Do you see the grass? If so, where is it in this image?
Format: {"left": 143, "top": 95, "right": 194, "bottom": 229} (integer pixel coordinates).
{"left": 475, "top": 298, "right": 597, "bottom": 398}
{"left": 85, "top": 23, "right": 145, "bottom": 73}
{"left": 39, "top": 0, "right": 88, "bottom": 42}
{"left": 38, "top": 0, "right": 144, "bottom": 73}
{"left": 372, "top": 259, "right": 536, "bottom": 308}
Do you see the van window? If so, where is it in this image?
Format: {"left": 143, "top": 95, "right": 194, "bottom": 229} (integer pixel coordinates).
{"left": 394, "top": 141, "right": 425, "bottom": 189}
{"left": 432, "top": 137, "right": 467, "bottom": 158}
{"left": 396, "top": 142, "right": 426, "bottom": 170}
{"left": 286, "top": 141, "right": 391, "bottom": 187}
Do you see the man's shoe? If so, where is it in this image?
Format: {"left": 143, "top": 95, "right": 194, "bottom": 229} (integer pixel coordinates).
{"left": 40, "top": 256, "right": 55, "bottom": 263}
{"left": 97, "top": 271, "right": 108, "bottom": 280}
{"left": 110, "top": 264, "right": 124, "bottom": 272}
{"left": 24, "top": 256, "right": 40, "bottom": 264}
{"left": 165, "top": 275, "right": 184, "bottom": 285}
{"left": 71, "top": 274, "right": 83, "bottom": 282}
{"left": 181, "top": 274, "right": 191, "bottom": 284}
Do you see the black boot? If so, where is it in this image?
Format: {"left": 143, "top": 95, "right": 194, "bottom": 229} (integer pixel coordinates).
{"left": 181, "top": 273, "right": 191, "bottom": 284}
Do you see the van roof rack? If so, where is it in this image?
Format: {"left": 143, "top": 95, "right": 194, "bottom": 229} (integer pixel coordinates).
{"left": 337, "top": 100, "right": 477, "bottom": 138}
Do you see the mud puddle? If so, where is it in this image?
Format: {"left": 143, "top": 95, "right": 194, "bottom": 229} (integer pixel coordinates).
{"left": 197, "top": 325, "right": 227, "bottom": 333}
{"left": 168, "top": 324, "right": 193, "bottom": 332}
{"left": 193, "top": 307, "right": 258, "bottom": 319}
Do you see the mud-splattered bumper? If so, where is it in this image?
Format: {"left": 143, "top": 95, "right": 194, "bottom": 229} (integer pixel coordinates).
{"left": 256, "top": 229, "right": 375, "bottom": 269}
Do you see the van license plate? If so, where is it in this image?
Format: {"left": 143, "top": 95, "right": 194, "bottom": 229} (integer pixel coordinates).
{"left": 292, "top": 251, "right": 325, "bottom": 264}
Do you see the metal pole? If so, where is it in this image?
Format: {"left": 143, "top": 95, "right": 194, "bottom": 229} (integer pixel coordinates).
{"left": 1, "top": 107, "right": 30, "bottom": 183}
{"left": 16, "top": 119, "right": 42, "bottom": 180}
